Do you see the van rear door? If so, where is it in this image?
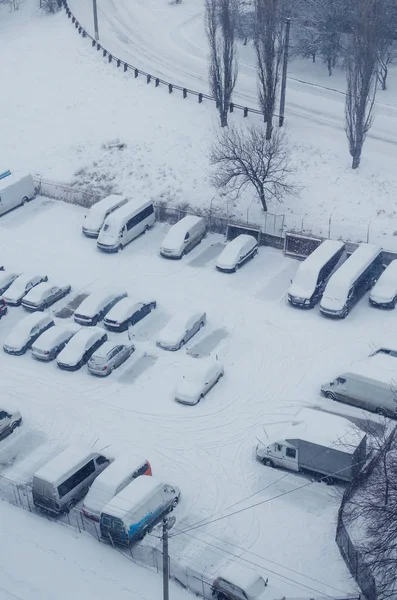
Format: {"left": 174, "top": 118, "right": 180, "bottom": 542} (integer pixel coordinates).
{"left": 33, "top": 477, "right": 58, "bottom": 511}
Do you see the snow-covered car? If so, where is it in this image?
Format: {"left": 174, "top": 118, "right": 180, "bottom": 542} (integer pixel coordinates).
{"left": 3, "top": 312, "right": 54, "bottom": 355}
{"left": 156, "top": 310, "right": 206, "bottom": 351}
{"left": 175, "top": 358, "right": 224, "bottom": 405}
{"left": 21, "top": 281, "right": 72, "bottom": 311}
{"left": 212, "top": 565, "right": 268, "bottom": 600}
{"left": 2, "top": 273, "right": 48, "bottom": 306}
{"left": 369, "top": 259, "right": 397, "bottom": 309}
{"left": 31, "top": 324, "right": 81, "bottom": 361}
{"left": 104, "top": 298, "right": 157, "bottom": 332}
{"left": 56, "top": 327, "right": 107, "bottom": 371}
{"left": 0, "top": 407, "right": 22, "bottom": 438}
{"left": 216, "top": 234, "right": 258, "bottom": 273}
{"left": 87, "top": 341, "right": 135, "bottom": 377}
{"left": 0, "top": 271, "right": 20, "bottom": 296}
{"left": 74, "top": 289, "right": 127, "bottom": 326}
{"left": 160, "top": 215, "right": 207, "bottom": 259}
{"left": 0, "top": 298, "right": 7, "bottom": 320}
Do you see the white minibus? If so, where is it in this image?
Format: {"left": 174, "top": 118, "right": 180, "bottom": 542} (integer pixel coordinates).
{"left": 97, "top": 199, "right": 155, "bottom": 252}
{"left": 0, "top": 174, "right": 35, "bottom": 217}
{"left": 82, "top": 195, "right": 129, "bottom": 238}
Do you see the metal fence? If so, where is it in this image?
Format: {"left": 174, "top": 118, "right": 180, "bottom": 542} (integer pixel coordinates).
{"left": 61, "top": 1, "right": 269, "bottom": 120}
{"left": 335, "top": 520, "right": 376, "bottom": 600}
{"left": 34, "top": 176, "right": 100, "bottom": 208}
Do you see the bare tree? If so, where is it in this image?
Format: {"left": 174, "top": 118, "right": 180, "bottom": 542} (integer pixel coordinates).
{"left": 377, "top": 40, "right": 397, "bottom": 90}
{"left": 209, "top": 124, "right": 295, "bottom": 212}
{"left": 205, "top": 0, "right": 239, "bottom": 127}
{"left": 254, "top": 0, "right": 287, "bottom": 140}
{"left": 345, "top": 0, "right": 381, "bottom": 170}
{"left": 40, "top": 0, "right": 62, "bottom": 12}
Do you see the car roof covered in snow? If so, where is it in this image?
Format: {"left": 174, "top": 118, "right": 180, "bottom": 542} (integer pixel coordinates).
{"left": 217, "top": 563, "right": 264, "bottom": 592}
{"left": 161, "top": 215, "right": 205, "bottom": 248}
{"left": 89, "top": 455, "right": 148, "bottom": 492}
{"left": 101, "top": 475, "right": 164, "bottom": 519}
{"left": 104, "top": 298, "right": 143, "bottom": 322}
{"left": 370, "top": 259, "right": 397, "bottom": 298}
{"left": 0, "top": 271, "right": 20, "bottom": 286}
{"left": 34, "top": 446, "right": 110, "bottom": 486}
{"left": 6, "top": 272, "right": 42, "bottom": 290}
{"left": 322, "top": 244, "right": 381, "bottom": 305}
{"left": 32, "top": 324, "right": 79, "bottom": 350}
{"left": 91, "top": 340, "right": 122, "bottom": 358}
{"left": 289, "top": 240, "right": 345, "bottom": 298}
{"left": 347, "top": 354, "right": 397, "bottom": 386}
{"left": 216, "top": 235, "right": 258, "bottom": 267}
{"left": 85, "top": 195, "right": 128, "bottom": 228}
{"left": 57, "top": 327, "right": 105, "bottom": 361}
{"left": 75, "top": 290, "right": 127, "bottom": 318}
{"left": 23, "top": 281, "right": 65, "bottom": 302}
{"left": 266, "top": 408, "right": 363, "bottom": 452}
{"left": 102, "top": 198, "right": 152, "bottom": 229}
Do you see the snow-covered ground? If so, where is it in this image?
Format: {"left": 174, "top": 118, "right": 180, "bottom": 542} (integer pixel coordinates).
{"left": 0, "top": 499, "right": 192, "bottom": 600}
{"left": 2, "top": 0, "right": 397, "bottom": 251}
{"left": 1, "top": 197, "right": 397, "bottom": 597}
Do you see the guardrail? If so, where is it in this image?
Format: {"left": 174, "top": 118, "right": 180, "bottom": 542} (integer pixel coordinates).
{"left": 61, "top": 0, "right": 270, "bottom": 120}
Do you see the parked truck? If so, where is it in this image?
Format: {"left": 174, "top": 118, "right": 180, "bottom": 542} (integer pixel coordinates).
{"left": 256, "top": 409, "right": 367, "bottom": 484}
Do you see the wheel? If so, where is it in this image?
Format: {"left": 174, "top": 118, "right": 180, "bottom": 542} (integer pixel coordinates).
{"left": 178, "top": 339, "right": 185, "bottom": 350}
{"left": 341, "top": 307, "right": 349, "bottom": 319}
{"left": 376, "top": 407, "right": 388, "bottom": 417}
{"left": 217, "top": 593, "right": 228, "bottom": 600}
{"left": 199, "top": 321, "right": 205, "bottom": 330}
{"left": 324, "top": 391, "right": 336, "bottom": 400}
{"left": 117, "top": 244, "right": 123, "bottom": 252}
{"left": 91, "top": 317, "right": 98, "bottom": 326}
{"left": 11, "top": 422, "right": 18, "bottom": 433}
{"left": 66, "top": 499, "right": 76, "bottom": 512}
{"left": 21, "top": 196, "right": 29, "bottom": 205}
{"left": 197, "top": 394, "right": 204, "bottom": 404}
{"left": 323, "top": 476, "right": 335, "bottom": 485}
{"left": 262, "top": 458, "right": 275, "bottom": 468}
{"left": 171, "top": 497, "right": 179, "bottom": 509}
{"left": 144, "top": 225, "right": 150, "bottom": 233}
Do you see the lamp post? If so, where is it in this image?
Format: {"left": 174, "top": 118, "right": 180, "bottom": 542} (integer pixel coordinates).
{"left": 279, "top": 17, "right": 291, "bottom": 127}
{"left": 162, "top": 516, "right": 176, "bottom": 600}
{"left": 93, "top": 0, "right": 99, "bottom": 41}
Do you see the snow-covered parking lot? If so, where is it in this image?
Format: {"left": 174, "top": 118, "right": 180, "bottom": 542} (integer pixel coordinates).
{"left": 1, "top": 198, "right": 397, "bottom": 596}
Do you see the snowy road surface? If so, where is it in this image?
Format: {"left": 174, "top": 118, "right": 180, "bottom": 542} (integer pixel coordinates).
{"left": 68, "top": 0, "right": 397, "bottom": 145}
{"left": 1, "top": 198, "right": 395, "bottom": 596}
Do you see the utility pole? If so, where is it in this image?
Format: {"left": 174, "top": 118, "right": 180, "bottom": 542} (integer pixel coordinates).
{"left": 93, "top": 0, "right": 99, "bottom": 41}
{"left": 162, "top": 516, "right": 176, "bottom": 600}
{"left": 279, "top": 17, "right": 291, "bottom": 127}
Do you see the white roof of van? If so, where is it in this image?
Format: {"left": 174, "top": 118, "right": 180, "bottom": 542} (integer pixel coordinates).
{"left": 161, "top": 215, "right": 204, "bottom": 248}
{"left": 102, "top": 475, "right": 163, "bottom": 519}
{"left": 89, "top": 195, "right": 127, "bottom": 215}
{"left": 75, "top": 290, "right": 126, "bottom": 318}
{"left": 34, "top": 446, "right": 103, "bottom": 486}
{"left": 0, "top": 173, "right": 32, "bottom": 190}
{"left": 289, "top": 240, "right": 345, "bottom": 298}
{"left": 90, "top": 455, "right": 147, "bottom": 491}
{"left": 103, "top": 198, "right": 152, "bottom": 228}
{"left": 348, "top": 354, "right": 397, "bottom": 386}
{"left": 322, "top": 244, "right": 381, "bottom": 305}
{"left": 266, "top": 408, "right": 362, "bottom": 452}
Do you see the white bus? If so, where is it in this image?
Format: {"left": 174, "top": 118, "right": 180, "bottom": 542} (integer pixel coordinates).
{"left": 82, "top": 195, "right": 129, "bottom": 238}
{"left": 97, "top": 199, "right": 155, "bottom": 252}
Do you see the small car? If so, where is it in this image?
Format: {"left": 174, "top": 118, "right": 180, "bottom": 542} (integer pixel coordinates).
{"left": 212, "top": 565, "right": 268, "bottom": 600}
{"left": 31, "top": 324, "right": 81, "bottom": 361}
{"left": 0, "top": 271, "right": 20, "bottom": 296}
{"left": 369, "top": 259, "right": 397, "bottom": 309}
{"left": 0, "top": 407, "right": 22, "bottom": 438}
{"left": 0, "top": 298, "right": 7, "bottom": 320}
{"left": 21, "top": 282, "right": 72, "bottom": 311}
{"left": 3, "top": 312, "right": 54, "bottom": 355}
{"left": 216, "top": 234, "right": 258, "bottom": 273}
{"left": 2, "top": 273, "right": 48, "bottom": 306}
{"left": 87, "top": 341, "right": 135, "bottom": 376}
{"left": 104, "top": 298, "right": 157, "bottom": 332}
{"left": 74, "top": 289, "right": 127, "bottom": 326}
{"left": 57, "top": 327, "right": 107, "bottom": 371}
{"left": 175, "top": 358, "right": 224, "bottom": 405}
{"left": 160, "top": 215, "right": 207, "bottom": 259}
{"left": 157, "top": 310, "right": 206, "bottom": 351}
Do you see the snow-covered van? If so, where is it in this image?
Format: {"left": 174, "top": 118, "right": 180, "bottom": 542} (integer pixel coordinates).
{"left": 74, "top": 289, "right": 127, "bottom": 326}
{"left": 369, "top": 259, "right": 397, "bottom": 309}
{"left": 0, "top": 174, "right": 35, "bottom": 217}
{"left": 82, "top": 195, "right": 129, "bottom": 238}
{"left": 160, "top": 215, "right": 207, "bottom": 259}
{"left": 320, "top": 243, "right": 383, "bottom": 318}
{"left": 216, "top": 234, "right": 258, "bottom": 273}
{"left": 288, "top": 240, "right": 346, "bottom": 308}
{"left": 82, "top": 455, "right": 152, "bottom": 521}
{"left": 32, "top": 446, "right": 113, "bottom": 514}
{"left": 97, "top": 199, "right": 155, "bottom": 252}
{"left": 212, "top": 564, "right": 268, "bottom": 600}
{"left": 100, "top": 476, "right": 180, "bottom": 545}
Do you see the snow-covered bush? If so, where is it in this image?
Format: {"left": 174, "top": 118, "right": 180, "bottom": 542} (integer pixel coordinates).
{"left": 40, "top": 0, "right": 61, "bottom": 13}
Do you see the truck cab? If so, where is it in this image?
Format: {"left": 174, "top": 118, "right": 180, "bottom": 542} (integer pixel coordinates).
{"left": 256, "top": 440, "right": 299, "bottom": 470}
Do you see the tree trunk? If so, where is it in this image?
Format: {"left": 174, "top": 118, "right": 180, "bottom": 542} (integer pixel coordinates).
{"left": 259, "top": 186, "right": 268, "bottom": 212}
{"left": 265, "top": 117, "right": 273, "bottom": 141}
{"left": 312, "top": 52, "right": 316, "bottom": 63}
{"left": 382, "top": 67, "right": 387, "bottom": 90}
{"left": 327, "top": 56, "right": 332, "bottom": 76}
{"left": 244, "top": 36, "right": 247, "bottom": 46}
{"left": 220, "top": 108, "right": 228, "bottom": 127}
{"left": 351, "top": 150, "right": 361, "bottom": 169}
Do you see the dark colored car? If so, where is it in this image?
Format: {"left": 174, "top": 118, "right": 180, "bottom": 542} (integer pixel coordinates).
{"left": 0, "top": 298, "right": 7, "bottom": 320}
{"left": 103, "top": 299, "right": 157, "bottom": 332}
{"left": 21, "top": 282, "right": 72, "bottom": 311}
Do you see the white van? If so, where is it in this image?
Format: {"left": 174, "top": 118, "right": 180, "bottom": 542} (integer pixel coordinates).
{"left": 0, "top": 174, "right": 35, "bottom": 217}
{"left": 97, "top": 199, "right": 155, "bottom": 252}
{"left": 82, "top": 456, "right": 152, "bottom": 521}
{"left": 160, "top": 215, "right": 207, "bottom": 259}
{"left": 321, "top": 353, "right": 397, "bottom": 418}
{"left": 82, "top": 195, "right": 129, "bottom": 238}
{"left": 32, "top": 446, "right": 113, "bottom": 514}
{"left": 100, "top": 476, "right": 180, "bottom": 545}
